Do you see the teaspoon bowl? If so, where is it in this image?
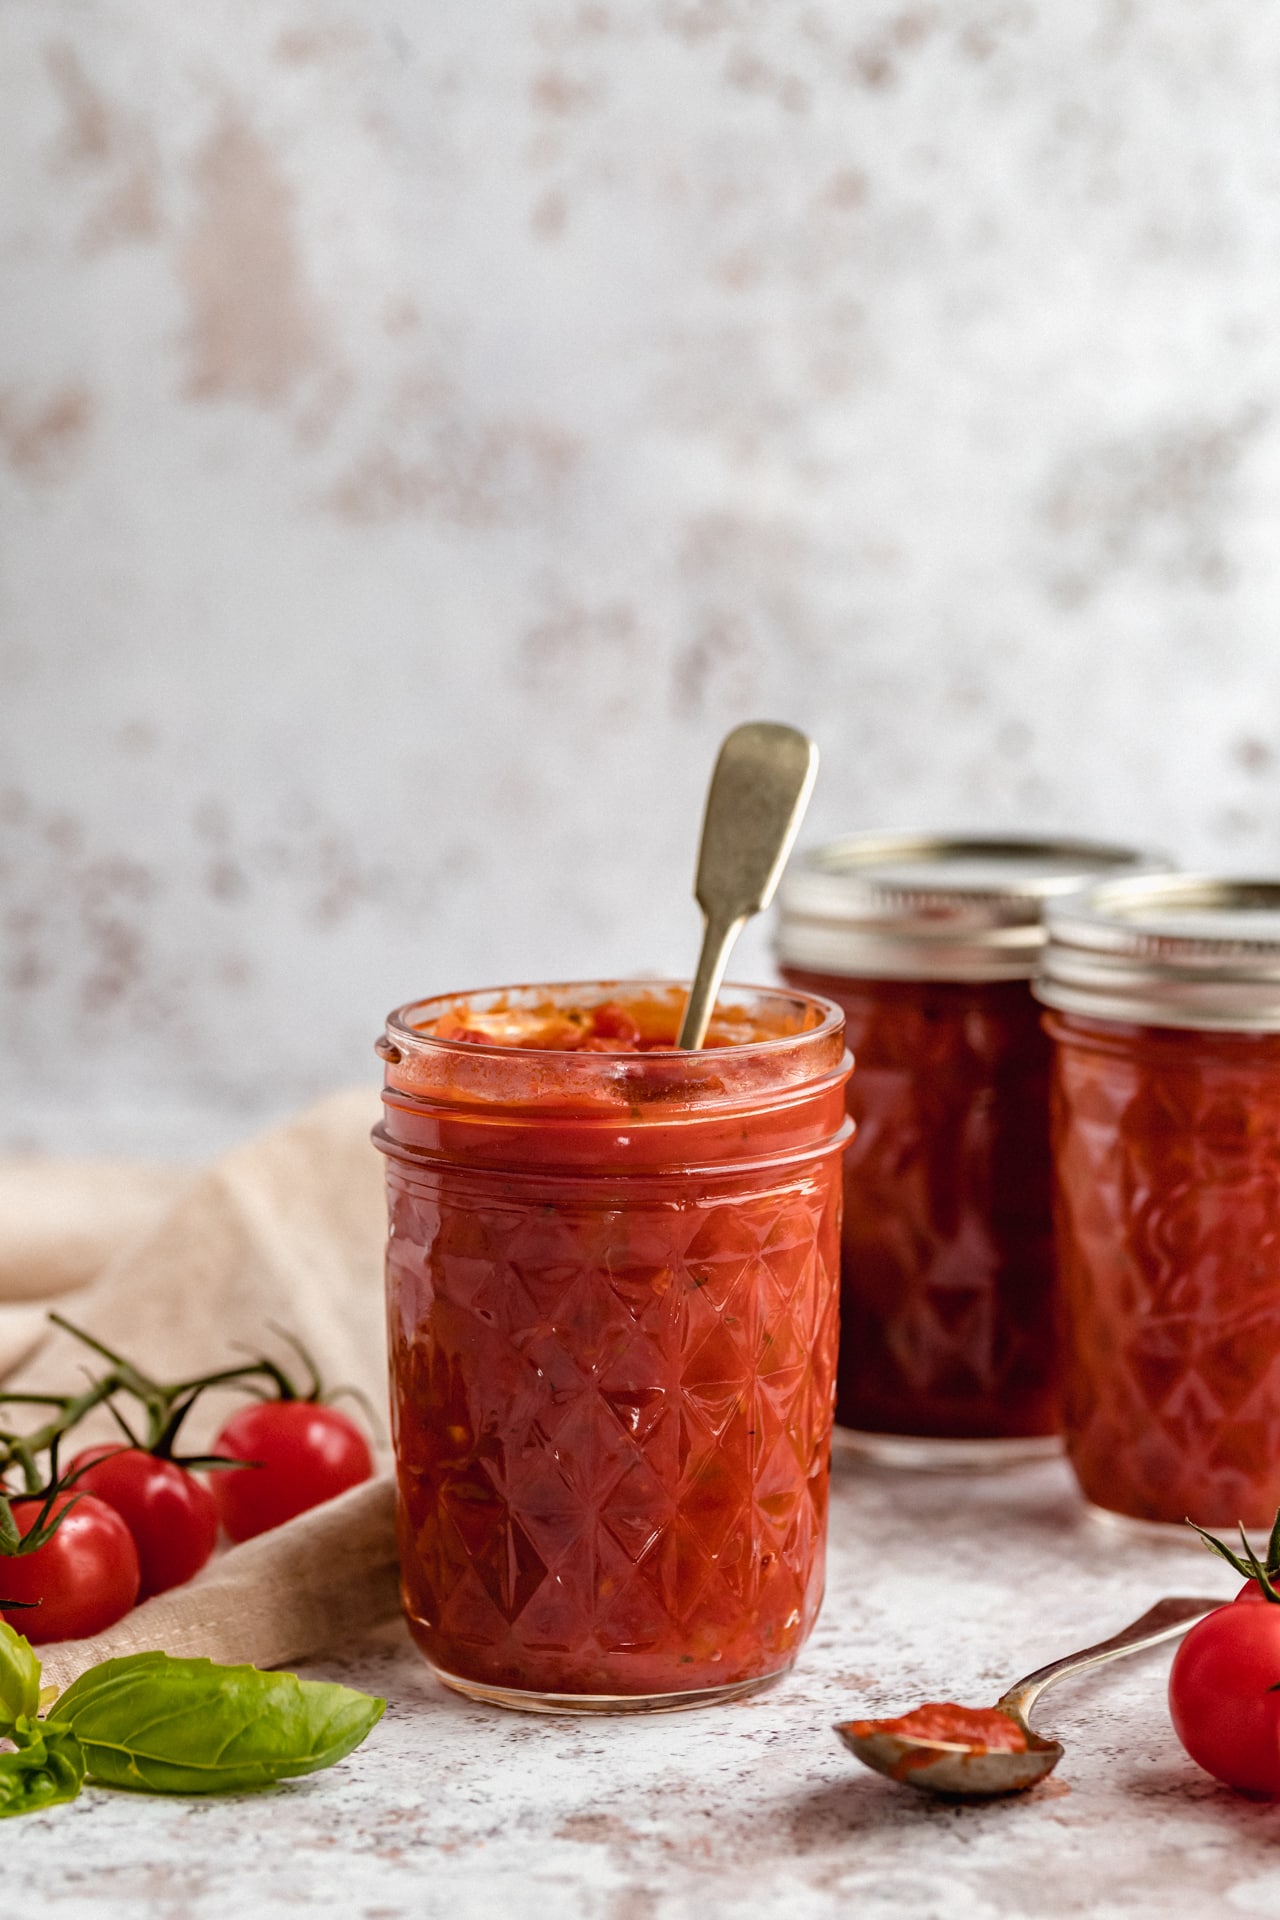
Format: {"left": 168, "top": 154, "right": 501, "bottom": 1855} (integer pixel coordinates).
{"left": 834, "top": 1595, "right": 1224, "bottom": 1799}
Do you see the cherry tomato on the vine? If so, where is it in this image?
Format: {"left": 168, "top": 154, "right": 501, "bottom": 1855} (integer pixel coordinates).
{"left": 70, "top": 1446, "right": 218, "bottom": 1600}
{"left": 0, "top": 1492, "right": 140, "bottom": 1643}
{"left": 1169, "top": 1597, "right": 1280, "bottom": 1795}
{"left": 1233, "top": 1580, "right": 1274, "bottom": 1604}
{"left": 209, "top": 1401, "right": 374, "bottom": 1543}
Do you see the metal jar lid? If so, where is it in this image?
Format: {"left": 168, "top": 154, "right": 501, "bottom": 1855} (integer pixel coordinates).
{"left": 1037, "top": 874, "right": 1280, "bottom": 1031}
{"left": 774, "top": 833, "right": 1161, "bottom": 982}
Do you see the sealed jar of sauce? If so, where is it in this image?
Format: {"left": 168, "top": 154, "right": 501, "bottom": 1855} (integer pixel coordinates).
{"left": 1037, "top": 876, "right": 1280, "bottom": 1531}
{"left": 776, "top": 834, "right": 1155, "bottom": 1467}
{"left": 375, "top": 980, "right": 851, "bottom": 1711}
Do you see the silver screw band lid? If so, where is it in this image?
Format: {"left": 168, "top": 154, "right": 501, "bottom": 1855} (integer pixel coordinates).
{"left": 1037, "top": 874, "right": 1280, "bottom": 1031}
{"left": 775, "top": 833, "right": 1162, "bottom": 983}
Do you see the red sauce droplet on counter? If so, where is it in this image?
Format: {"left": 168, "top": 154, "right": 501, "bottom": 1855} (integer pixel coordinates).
{"left": 850, "top": 1702, "right": 1029, "bottom": 1752}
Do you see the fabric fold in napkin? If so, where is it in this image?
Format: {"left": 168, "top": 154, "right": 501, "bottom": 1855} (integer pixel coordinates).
{"left": 0, "top": 1158, "right": 190, "bottom": 1379}
{"left": 1, "top": 1087, "right": 400, "bottom": 1676}
{"left": 0, "top": 1158, "right": 191, "bottom": 1302}
{"left": 37, "top": 1472, "right": 401, "bottom": 1693}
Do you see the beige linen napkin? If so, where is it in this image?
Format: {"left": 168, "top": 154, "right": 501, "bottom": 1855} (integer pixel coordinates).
{"left": 0, "top": 1159, "right": 189, "bottom": 1378}
{"left": 0, "top": 1158, "right": 191, "bottom": 1302}
{"left": 1, "top": 1088, "right": 403, "bottom": 1683}
{"left": 37, "top": 1473, "right": 400, "bottom": 1693}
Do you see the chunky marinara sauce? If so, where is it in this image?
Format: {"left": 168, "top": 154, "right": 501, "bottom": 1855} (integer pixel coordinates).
{"left": 1047, "top": 1009, "right": 1280, "bottom": 1529}
{"left": 376, "top": 983, "right": 851, "bottom": 1704}
{"left": 781, "top": 969, "right": 1058, "bottom": 1441}
{"left": 848, "top": 1703, "right": 1029, "bottom": 1752}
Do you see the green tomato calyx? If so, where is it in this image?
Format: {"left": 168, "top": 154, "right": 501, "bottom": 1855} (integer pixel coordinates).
{"left": 1187, "top": 1508, "right": 1280, "bottom": 1604}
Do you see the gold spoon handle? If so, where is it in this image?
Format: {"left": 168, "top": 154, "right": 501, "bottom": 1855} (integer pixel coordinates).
{"left": 678, "top": 722, "right": 819, "bottom": 1050}
{"left": 995, "top": 1595, "right": 1223, "bottom": 1724}
{"left": 679, "top": 913, "right": 744, "bottom": 1058}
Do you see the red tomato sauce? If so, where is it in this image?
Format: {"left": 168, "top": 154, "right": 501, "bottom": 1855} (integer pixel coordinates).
{"left": 378, "top": 983, "right": 851, "bottom": 1702}
{"left": 850, "top": 1702, "right": 1029, "bottom": 1752}
{"left": 421, "top": 993, "right": 796, "bottom": 1053}
{"left": 781, "top": 969, "right": 1059, "bottom": 1440}
{"left": 1048, "top": 1009, "right": 1280, "bottom": 1528}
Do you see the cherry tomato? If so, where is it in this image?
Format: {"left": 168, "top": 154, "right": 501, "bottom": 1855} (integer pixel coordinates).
{"left": 0, "top": 1492, "right": 141, "bottom": 1643}
{"left": 1233, "top": 1580, "right": 1273, "bottom": 1604}
{"left": 209, "top": 1402, "right": 374, "bottom": 1543}
{"left": 1169, "top": 1597, "right": 1280, "bottom": 1794}
{"left": 70, "top": 1446, "right": 218, "bottom": 1600}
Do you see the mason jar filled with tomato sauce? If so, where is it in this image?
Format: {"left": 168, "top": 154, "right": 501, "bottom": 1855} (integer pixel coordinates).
{"left": 375, "top": 980, "right": 851, "bottom": 1712}
{"left": 776, "top": 834, "right": 1158, "bottom": 1468}
{"left": 1037, "top": 876, "right": 1280, "bottom": 1532}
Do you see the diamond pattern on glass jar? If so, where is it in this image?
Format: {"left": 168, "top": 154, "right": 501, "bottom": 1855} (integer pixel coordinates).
{"left": 387, "top": 1162, "right": 839, "bottom": 1695}
{"left": 1056, "top": 1027, "right": 1280, "bottom": 1525}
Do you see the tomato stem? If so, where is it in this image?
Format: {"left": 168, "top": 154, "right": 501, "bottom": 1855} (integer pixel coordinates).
{"left": 0, "top": 1376, "right": 125, "bottom": 1492}
{"left": 265, "top": 1323, "right": 321, "bottom": 1400}
{"left": 0, "top": 1439, "right": 99, "bottom": 1556}
{"left": 1187, "top": 1512, "right": 1280, "bottom": 1604}
{"left": 47, "top": 1315, "right": 302, "bottom": 1453}
{"left": 0, "top": 1316, "right": 372, "bottom": 1502}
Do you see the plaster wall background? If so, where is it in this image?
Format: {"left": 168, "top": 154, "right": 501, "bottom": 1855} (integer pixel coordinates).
{"left": 2, "top": 0, "right": 1280, "bottom": 1155}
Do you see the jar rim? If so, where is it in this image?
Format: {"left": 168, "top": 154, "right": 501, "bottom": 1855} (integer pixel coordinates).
{"left": 384, "top": 977, "right": 845, "bottom": 1061}
{"left": 1038, "top": 874, "right": 1280, "bottom": 1031}
{"left": 775, "top": 831, "right": 1165, "bottom": 981}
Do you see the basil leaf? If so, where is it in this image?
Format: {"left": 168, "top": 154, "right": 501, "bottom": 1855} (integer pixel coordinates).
{"left": 0, "top": 1717, "right": 86, "bottom": 1819}
{"left": 0, "top": 1621, "right": 41, "bottom": 1731}
{"left": 48, "top": 1653, "right": 384, "bottom": 1794}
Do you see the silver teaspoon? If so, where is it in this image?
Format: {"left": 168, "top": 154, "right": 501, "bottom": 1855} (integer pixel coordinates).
{"left": 677, "top": 722, "right": 818, "bottom": 1050}
{"left": 835, "top": 1595, "right": 1223, "bottom": 1798}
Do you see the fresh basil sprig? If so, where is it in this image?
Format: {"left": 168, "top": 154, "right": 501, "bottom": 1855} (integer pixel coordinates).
{"left": 0, "top": 1623, "right": 85, "bottom": 1820}
{"left": 0, "top": 1620, "right": 384, "bottom": 1816}
{"left": 0, "top": 1616, "right": 41, "bottom": 1725}
{"left": 0, "top": 1718, "right": 85, "bottom": 1819}
{"left": 48, "top": 1652, "right": 385, "bottom": 1793}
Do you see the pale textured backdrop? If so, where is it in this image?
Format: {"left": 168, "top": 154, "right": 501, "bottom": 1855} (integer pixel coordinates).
{"left": 3, "top": 1, "right": 1280, "bottom": 1154}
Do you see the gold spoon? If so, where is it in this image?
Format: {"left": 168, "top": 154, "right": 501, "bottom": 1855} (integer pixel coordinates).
{"left": 678, "top": 722, "right": 819, "bottom": 1050}
{"left": 835, "top": 1595, "right": 1223, "bottom": 1798}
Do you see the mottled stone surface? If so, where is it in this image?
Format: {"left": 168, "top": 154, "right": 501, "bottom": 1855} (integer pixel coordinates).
{"left": 6, "top": 1455, "right": 1268, "bottom": 1919}
{"left": 4, "top": 3, "right": 1280, "bottom": 1157}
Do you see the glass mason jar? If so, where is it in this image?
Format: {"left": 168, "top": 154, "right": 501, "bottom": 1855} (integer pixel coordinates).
{"left": 1037, "top": 876, "right": 1280, "bottom": 1533}
{"left": 776, "top": 833, "right": 1158, "bottom": 1469}
{"left": 374, "top": 980, "right": 851, "bottom": 1713}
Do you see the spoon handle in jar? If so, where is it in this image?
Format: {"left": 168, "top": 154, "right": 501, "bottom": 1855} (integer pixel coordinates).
{"left": 995, "top": 1595, "right": 1224, "bottom": 1724}
{"left": 679, "top": 912, "right": 745, "bottom": 1056}
{"left": 678, "top": 722, "right": 819, "bottom": 1050}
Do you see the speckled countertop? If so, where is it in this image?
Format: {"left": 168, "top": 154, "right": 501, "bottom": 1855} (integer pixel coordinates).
{"left": 8, "top": 1453, "right": 1273, "bottom": 1920}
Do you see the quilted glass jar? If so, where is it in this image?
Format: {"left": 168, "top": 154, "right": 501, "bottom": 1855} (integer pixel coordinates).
{"left": 375, "top": 980, "right": 851, "bottom": 1712}
{"left": 1038, "top": 876, "right": 1280, "bottom": 1532}
{"left": 777, "top": 833, "right": 1158, "bottom": 1467}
